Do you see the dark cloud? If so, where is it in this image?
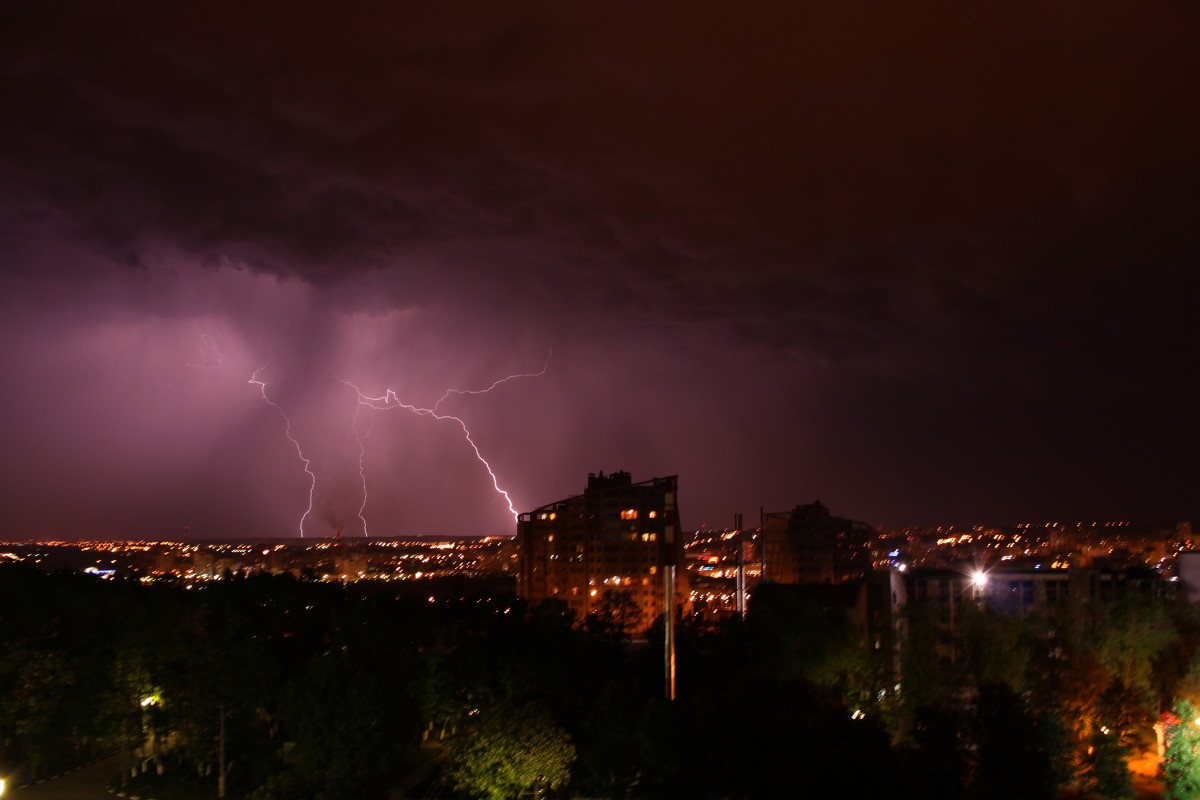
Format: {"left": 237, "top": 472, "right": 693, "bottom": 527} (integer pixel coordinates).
{"left": 0, "top": 0, "right": 1197, "bottom": 536}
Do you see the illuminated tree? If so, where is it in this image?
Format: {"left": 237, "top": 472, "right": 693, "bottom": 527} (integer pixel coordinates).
{"left": 444, "top": 701, "right": 575, "bottom": 800}
{"left": 1165, "top": 700, "right": 1200, "bottom": 800}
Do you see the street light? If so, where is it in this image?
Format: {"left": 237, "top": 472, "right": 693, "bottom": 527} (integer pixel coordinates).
{"left": 970, "top": 569, "right": 990, "bottom": 603}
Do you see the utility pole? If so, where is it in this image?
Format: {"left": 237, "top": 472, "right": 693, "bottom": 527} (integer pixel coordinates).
{"left": 664, "top": 563, "right": 676, "bottom": 701}
{"left": 218, "top": 705, "right": 227, "bottom": 798}
{"left": 759, "top": 507, "right": 765, "bottom": 581}
{"left": 735, "top": 513, "right": 746, "bottom": 619}
{"left": 660, "top": 478, "right": 680, "bottom": 701}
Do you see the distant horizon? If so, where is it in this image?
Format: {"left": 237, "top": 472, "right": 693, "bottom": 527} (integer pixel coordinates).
{"left": 0, "top": 514, "right": 1192, "bottom": 547}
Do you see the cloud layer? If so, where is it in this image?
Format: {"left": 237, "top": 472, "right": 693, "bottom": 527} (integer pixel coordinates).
{"left": 1, "top": 0, "right": 1197, "bottom": 537}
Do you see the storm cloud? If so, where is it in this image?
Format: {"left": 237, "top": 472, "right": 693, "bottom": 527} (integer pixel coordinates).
{"left": 1, "top": 0, "right": 1196, "bottom": 538}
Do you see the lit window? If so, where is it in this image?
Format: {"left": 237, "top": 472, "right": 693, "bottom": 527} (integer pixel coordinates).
{"left": 648, "top": 511, "right": 658, "bottom": 519}
{"left": 621, "top": 509, "right": 638, "bottom": 520}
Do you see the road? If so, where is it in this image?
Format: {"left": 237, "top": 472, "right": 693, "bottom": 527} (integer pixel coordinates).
{"left": 5, "top": 755, "right": 121, "bottom": 800}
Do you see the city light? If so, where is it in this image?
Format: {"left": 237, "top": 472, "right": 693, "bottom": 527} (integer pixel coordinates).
{"left": 971, "top": 570, "right": 988, "bottom": 589}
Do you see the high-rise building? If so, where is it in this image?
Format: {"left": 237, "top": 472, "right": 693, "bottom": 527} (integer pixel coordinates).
{"left": 517, "top": 471, "right": 688, "bottom": 632}
{"left": 761, "top": 500, "right": 873, "bottom": 584}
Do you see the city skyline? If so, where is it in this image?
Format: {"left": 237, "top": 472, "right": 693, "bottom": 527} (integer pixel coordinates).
{"left": 1, "top": 1, "right": 1196, "bottom": 540}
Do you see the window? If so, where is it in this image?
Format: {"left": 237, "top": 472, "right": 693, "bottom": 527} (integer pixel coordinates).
{"left": 621, "top": 509, "right": 638, "bottom": 520}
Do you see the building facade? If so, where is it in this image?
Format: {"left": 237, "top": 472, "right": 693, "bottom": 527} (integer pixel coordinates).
{"left": 517, "top": 471, "right": 687, "bottom": 632}
{"left": 761, "top": 501, "right": 873, "bottom": 584}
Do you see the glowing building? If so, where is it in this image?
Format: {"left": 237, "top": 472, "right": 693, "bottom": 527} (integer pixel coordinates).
{"left": 517, "top": 471, "right": 688, "bottom": 633}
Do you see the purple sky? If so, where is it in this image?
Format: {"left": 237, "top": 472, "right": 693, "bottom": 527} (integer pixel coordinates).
{"left": 1, "top": 1, "right": 1197, "bottom": 539}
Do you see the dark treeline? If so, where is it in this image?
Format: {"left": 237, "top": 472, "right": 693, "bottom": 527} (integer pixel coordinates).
{"left": 3, "top": 565, "right": 1200, "bottom": 799}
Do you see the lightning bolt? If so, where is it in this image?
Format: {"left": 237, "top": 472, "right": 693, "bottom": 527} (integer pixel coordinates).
{"left": 250, "top": 368, "right": 316, "bottom": 538}
{"left": 351, "top": 401, "right": 374, "bottom": 538}
{"left": 341, "top": 349, "right": 551, "bottom": 527}
{"left": 430, "top": 355, "right": 553, "bottom": 411}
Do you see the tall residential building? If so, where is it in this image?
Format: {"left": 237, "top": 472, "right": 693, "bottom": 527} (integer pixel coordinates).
{"left": 761, "top": 500, "right": 873, "bottom": 584}
{"left": 517, "top": 471, "right": 687, "bottom": 632}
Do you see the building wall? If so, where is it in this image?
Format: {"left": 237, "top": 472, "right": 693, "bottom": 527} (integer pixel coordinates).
{"left": 903, "top": 561, "right": 1165, "bottom": 631}
{"left": 517, "top": 471, "right": 688, "bottom": 632}
{"left": 1178, "top": 551, "right": 1200, "bottom": 603}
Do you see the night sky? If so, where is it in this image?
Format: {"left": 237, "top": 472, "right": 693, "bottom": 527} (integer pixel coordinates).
{"left": 1, "top": 1, "right": 1196, "bottom": 540}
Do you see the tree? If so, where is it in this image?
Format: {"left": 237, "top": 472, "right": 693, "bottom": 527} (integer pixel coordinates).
{"left": 1165, "top": 699, "right": 1200, "bottom": 800}
{"left": 957, "top": 602, "right": 1030, "bottom": 693}
{"left": 0, "top": 643, "right": 78, "bottom": 777}
{"left": 444, "top": 701, "right": 575, "bottom": 800}
{"left": 1085, "top": 725, "right": 1134, "bottom": 800}
{"left": 1173, "top": 646, "right": 1200, "bottom": 712}
{"left": 904, "top": 705, "right": 972, "bottom": 799}
{"left": 973, "top": 683, "right": 1069, "bottom": 800}
{"left": 746, "top": 584, "right": 866, "bottom": 690}
{"left": 585, "top": 589, "right": 644, "bottom": 644}
{"left": 898, "top": 599, "right": 961, "bottom": 718}
{"left": 279, "top": 647, "right": 416, "bottom": 799}
{"left": 1091, "top": 595, "right": 1174, "bottom": 697}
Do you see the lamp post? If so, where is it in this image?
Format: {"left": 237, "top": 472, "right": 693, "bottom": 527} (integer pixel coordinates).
{"left": 139, "top": 695, "right": 159, "bottom": 775}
